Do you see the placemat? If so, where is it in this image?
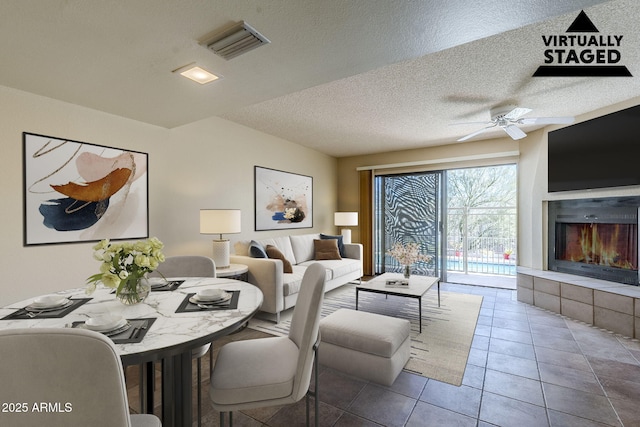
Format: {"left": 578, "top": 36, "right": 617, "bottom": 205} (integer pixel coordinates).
{"left": 72, "top": 317, "right": 157, "bottom": 344}
{"left": 1, "top": 298, "right": 92, "bottom": 320}
{"left": 150, "top": 280, "right": 185, "bottom": 292}
{"left": 175, "top": 290, "right": 239, "bottom": 313}
{"left": 109, "top": 279, "right": 185, "bottom": 295}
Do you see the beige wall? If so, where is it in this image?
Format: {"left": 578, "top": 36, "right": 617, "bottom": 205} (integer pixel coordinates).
{"left": 337, "top": 97, "right": 640, "bottom": 272}
{"left": 0, "top": 86, "right": 337, "bottom": 306}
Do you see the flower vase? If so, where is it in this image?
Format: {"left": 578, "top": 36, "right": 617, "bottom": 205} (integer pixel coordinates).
{"left": 116, "top": 276, "right": 151, "bottom": 305}
{"left": 404, "top": 265, "right": 411, "bottom": 279}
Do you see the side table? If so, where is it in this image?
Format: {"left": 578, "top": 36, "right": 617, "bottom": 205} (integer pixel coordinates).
{"left": 216, "top": 263, "right": 249, "bottom": 282}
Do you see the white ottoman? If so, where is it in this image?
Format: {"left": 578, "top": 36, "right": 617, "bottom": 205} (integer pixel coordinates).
{"left": 318, "top": 308, "right": 411, "bottom": 386}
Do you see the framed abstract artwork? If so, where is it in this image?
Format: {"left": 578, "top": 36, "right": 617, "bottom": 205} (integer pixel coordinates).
{"left": 23, "top": 132, "right": 149, "bottom": 246}
{"left": 254, "top": 166, "right": 313, "bottom": 231}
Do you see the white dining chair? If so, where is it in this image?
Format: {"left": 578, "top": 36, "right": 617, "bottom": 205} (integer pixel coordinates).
{"left": 209, "top": 262, "right": 326, "bottom": 426}
{"left": 0, "top": 327, "right": 161, "bottom": 427}
{"left": 149, "top": 255, "right": 216, "bottom": 426}
{"left": 149, "top": 255, "right": 217, "bottom": 280}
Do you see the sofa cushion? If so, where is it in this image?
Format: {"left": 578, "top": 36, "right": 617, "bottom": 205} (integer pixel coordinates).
{"left": 320, "top": 309, "right": 410, "bottom": 358}
{"left": 265, "top": 245, "right": 293, "bottom": 273}
{"left": 320, "top": 234, "right": 345, "bottom": 257}
{"left": 282, "top": 266, "right": 306, "bottom": 296}
{"left": 314, "top": 239, "right": 342, "bottom": 260}
{"left": 258, "top": 236, "right": 297, "bottom": 265}
{"left": 298, "top": 258, "right": 361, "bottom": 281}
{"left": 289, "top": 233, "right": 320, "bottom": 264}
{"left": 249, "top": 240, "right": 268, "bottom": 258}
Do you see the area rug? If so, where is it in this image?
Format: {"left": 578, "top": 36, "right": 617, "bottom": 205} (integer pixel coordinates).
{"left": 249, "top": 283, "right": 482, "bottom": 386}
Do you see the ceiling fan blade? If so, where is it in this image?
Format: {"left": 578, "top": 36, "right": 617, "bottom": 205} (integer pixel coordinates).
{"left": 502, "top": 124, "right": 527, "bottom": 140}
{"left": 503, "top": 107, "right": 532, "bottom": 121}
{"left": 449, "top": 121, "right": 493, "bottom": 126}
{"left": 457, "top": 125, "right": 495, "bottom": 142}
{"left": 518, "top": 116, "right": 575, "bottom": 125}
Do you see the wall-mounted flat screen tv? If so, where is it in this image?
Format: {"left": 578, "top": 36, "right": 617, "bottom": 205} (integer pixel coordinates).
{"left": 548, "top": 104, "right": 640, "bottom": 192}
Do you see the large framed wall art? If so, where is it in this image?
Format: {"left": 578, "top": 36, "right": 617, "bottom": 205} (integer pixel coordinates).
{"left": 23, "top": 132, "right": 149, "bottom": 246}
{"left": 254, "top": 166, "right": 313, "bottom": 231}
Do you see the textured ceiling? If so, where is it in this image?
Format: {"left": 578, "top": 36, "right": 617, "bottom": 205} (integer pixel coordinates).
{"left": 2, "top": 0, "right": 636, "bottom": 157}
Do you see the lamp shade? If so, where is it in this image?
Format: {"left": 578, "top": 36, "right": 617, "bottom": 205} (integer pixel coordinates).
{"left": 334, "top": 212, "right": 358, "bottom": 227}
{"left": 200, "top": 209, "right": 241, "bottom": 269}
{"left": 200, "top": 209, "right": 242, "bottom": 235}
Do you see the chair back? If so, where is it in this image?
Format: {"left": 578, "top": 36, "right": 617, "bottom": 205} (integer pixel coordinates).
{"left": 149, "top": 255, "right": 216, "bottom": 278}
{"left": 0, "top": 328, "right": 134, "bottom": 427}
{"left": 288, "top": 262, "right": 326, "bottom": 401}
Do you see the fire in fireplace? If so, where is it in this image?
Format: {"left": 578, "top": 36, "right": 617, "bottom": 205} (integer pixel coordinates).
{"left": 548, "top": 197, "right": 640, "bottom": 285}
{"left": 556, "top": 223, "right": 637, "bottom": 269}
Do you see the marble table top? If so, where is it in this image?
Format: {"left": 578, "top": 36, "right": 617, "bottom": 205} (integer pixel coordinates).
{"left": 0, "top": 277, "right": 263, "bottom": 365}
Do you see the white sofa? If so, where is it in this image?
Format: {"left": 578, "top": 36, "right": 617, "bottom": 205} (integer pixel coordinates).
{"left": 231, "top": 233, "right": 363, "bottom": 322}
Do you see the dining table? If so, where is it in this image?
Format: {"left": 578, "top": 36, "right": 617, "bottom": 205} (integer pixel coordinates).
{"left": 0, "top": 277, "right": 263, "bottom": 427}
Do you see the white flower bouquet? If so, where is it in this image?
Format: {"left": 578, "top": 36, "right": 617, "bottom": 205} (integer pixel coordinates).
{"left": 86, "top": 237, "right": 165, "bottom": 303}
{"left": 386, "top": 242, "right": 432, "bottom": 265}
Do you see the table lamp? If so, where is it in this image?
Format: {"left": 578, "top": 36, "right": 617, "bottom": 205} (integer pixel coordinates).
{"left": 200, "top": 209, "right": 241, "bottom": 268}
{"left": 334, "top": 212, "right": 358, "bottom": 244}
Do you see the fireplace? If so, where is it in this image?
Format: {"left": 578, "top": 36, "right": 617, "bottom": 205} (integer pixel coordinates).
{"left": 548, "top": 196, "right": 640, "bottom": 285}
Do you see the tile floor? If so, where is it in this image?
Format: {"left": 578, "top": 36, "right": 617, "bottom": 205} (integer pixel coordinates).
{"left": 127, "top": 282, "right": 640, "bottom": 426}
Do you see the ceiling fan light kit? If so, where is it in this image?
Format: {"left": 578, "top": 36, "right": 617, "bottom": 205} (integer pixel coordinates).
{"left": 456, "top": 105, "right": 575, "bottom": 142}
{"left": 493, "top": 106, "right": 531, "bottom": 120}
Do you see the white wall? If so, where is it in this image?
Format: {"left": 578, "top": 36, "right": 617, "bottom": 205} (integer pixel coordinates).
{"left": 516, "top": 128, "right": 547, "bottom": 270}
{"left": 0, "top": 86, "right": 337, "bottom": 306}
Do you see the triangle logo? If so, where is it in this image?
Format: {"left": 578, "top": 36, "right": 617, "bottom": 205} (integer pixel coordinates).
{"left": 533, "top": 10, "right": 632, "bottom": 77}
{"left": 566, "top": 10, "right": 599, "bottom": 33}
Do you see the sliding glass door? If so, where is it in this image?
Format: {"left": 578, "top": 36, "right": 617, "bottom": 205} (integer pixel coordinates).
{"left": 372, "top": 164, "right": 516, "bottom": 283}
{"left": 446, "top": 165, "right": 517, "bottom": 278}
{"left": 374, "top": 171, "right": 442, "bottom": 277}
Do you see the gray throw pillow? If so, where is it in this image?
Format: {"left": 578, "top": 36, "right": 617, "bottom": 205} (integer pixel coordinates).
{"left": 249, "top": 240, "right": 267, "bottom": 258}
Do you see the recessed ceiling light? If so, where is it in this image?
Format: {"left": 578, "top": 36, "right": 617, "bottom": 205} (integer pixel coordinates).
{"left": 172, "top": 64, "right": 221, "bottom": 84}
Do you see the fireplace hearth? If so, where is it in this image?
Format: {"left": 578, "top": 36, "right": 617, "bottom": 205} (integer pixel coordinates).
{"left": 548, "top": 196, "right": 640, "bottom": 285}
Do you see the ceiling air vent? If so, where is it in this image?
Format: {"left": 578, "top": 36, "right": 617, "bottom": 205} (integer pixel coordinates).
{"left": 202, "top": 21, "right": 270, "bottom": 60}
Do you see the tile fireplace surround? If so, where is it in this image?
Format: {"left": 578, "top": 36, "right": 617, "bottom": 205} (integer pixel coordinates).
{"left": 517, "top": 267, "right": 640, "bottom": 339}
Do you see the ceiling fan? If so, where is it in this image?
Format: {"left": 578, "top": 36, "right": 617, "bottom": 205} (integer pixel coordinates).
{"left": 455, "top": 105, "right": 575, "bottom": 142}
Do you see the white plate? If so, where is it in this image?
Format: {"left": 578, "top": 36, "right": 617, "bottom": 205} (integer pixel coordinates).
{"left": 29, "top": 295, "right": 69, "bottom": 309}
{"left": 189, "top": 293, "right": 232, "bottom": 306}
{"left": 102, "top": 322, "right": 132, "bottom": 337}
{"left": 25, "top": 300, "right": 72, "bottom": 312}
{"left": 85, "top": 315, "right": 127, "bottom": 332}
{"left": 195, "top": 289, "right": 228, "bottom": 302}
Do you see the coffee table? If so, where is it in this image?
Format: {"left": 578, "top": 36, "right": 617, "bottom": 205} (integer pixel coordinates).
{"left": 355, "top": 273, "right": 439, "bottom": 333}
